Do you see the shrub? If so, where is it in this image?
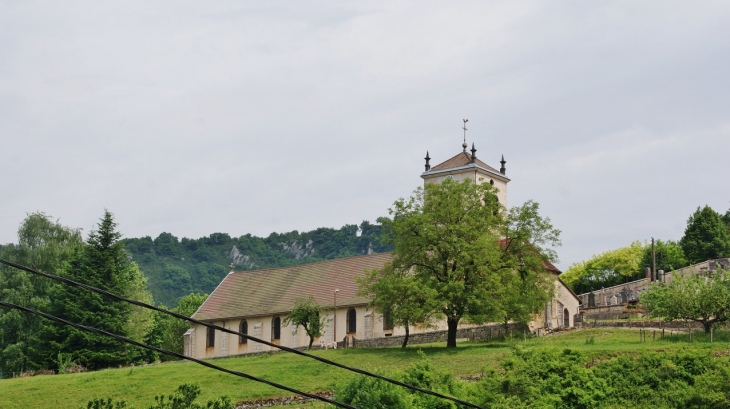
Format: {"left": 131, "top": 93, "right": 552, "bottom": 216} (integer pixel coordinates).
{"left": 83, "top": 384, "right": 232, "bottom": 409}
{"left": 335, "top": 372, "right": 412, "bottom": 409}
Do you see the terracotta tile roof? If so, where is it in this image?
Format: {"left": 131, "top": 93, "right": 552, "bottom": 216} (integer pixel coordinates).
{"left": 429, "top": 151, "right": 500, "bottom": 173}
{"left": 193, "top": 253, "right": 393, "bottom": 321}
{"left": 544, "top": 261, "right": 562, "bottom": 274}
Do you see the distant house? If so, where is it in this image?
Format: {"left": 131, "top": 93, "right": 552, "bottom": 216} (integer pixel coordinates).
{"left": 184, "top": 141, "right": 580, "bottom": 359}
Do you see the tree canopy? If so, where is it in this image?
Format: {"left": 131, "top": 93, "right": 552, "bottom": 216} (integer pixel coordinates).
{"left": 123, "top": 221, "right": 391, "bottom": 306}
{"left": 639, "top": 239, "right": 688, "bottom": 275}
{"left": 44, "top": 210, "right": 143, "bottom": 370}
{"left": 358, "top": 263, "right": 439, "bottom": 347}
{"left": 145, "top": 293, "right": 208, "bottom": 362}
{"left": 641, "top": 269, "right": 730, "bottom": 333}
{"left": 282, "top": 296, "right": 327, "bottom": 350}
{"left": 561, "top": 242, "right": 646, "bottom": 294}
{"left": 680, "top": 205, "right": 730, "bottom": 264}
{"left": 0, "top": 212, "right": 82, "bottom": 377}
{"left": 374, "top": 178, "right": 559, "bottom": 348}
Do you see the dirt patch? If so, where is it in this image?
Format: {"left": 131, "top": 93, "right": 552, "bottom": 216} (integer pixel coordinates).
{"left": 235, "top": 391, "right": 333, "bottom": 408}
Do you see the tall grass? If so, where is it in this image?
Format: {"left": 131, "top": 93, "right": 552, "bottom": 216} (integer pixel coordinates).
{"left": 2, "top": 328, "right": 730, "bottom": 409}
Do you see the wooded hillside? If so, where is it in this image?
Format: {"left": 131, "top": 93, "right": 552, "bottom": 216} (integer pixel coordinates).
{"left": 122, "top": 221, "right": 391, "bottom": 307}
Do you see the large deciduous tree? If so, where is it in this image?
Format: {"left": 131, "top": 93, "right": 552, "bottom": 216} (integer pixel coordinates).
{"left": 641, "top": 270, "right": 730, "bottom": 333}
{"left": 44, "top": 210, "right": 141, "bottom": 370}
{"left": 0, "top": 213, "right": 82, "bottom": 377}
{"left": 639, "top": 239, "right": 688, "bottom": 275}
{"left": 145, "top": 292, "right": 207, "bottom": 362}
{"left": 283, "top": 296, "right": 327, "bottom": 350}
{"left": 680, "top": 206, "right": 730, "bottom": 264}
{"left": 561, "top": 242, "right": 646, "bottom": 294}
{"left": 358, "top": 263, "right": 439, "bottom": 347}
{"left": 376, "top": 178, "right": 559, "bottom": 348}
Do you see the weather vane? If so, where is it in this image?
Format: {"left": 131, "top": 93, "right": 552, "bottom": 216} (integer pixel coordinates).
{"left": 462, "top": 119, "right": 469, "bottom": 151}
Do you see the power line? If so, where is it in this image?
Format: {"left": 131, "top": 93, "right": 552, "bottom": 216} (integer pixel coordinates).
{"left": 0, "top": 258, "right": 485, "bottom": 409}
{"left": 0, "top": 299, "right": 358, "bottom": 409}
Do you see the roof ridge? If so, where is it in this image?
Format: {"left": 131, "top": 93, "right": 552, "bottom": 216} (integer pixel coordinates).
{"left": 229, "top": 252, "right": 393, "bottom": 275}
{"left": 428, "top": 150, "right": 500, "bottom": 173}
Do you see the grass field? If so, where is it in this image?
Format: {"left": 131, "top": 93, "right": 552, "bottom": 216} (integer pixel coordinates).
{"left": 2, "top": 327, "right": 729, "bottom": 409}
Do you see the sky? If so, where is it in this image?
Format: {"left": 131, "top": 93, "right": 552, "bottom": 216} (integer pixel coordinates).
{"left": 1, "top": 1, "right": 729, "bottom": 270}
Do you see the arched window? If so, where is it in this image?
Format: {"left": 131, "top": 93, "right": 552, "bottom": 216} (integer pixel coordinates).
{"left": 346, "top": 308, "right": 357, "bottom": 334}
{"left": 206, "top": 326, "right": 215, "bottom": 348}
{"left": 271, "top": 316, "right": 281, "bottom": 340}
{"left": 489, "top": 179, "right": 494, "bottom": 185}
{"left": 239, "top": 320, "right": 248, "bottom": 344}
{"left": 563, "top": 309, "right": 570, "bottom": 328}
{"left": 383, "top": 311, "right": 394, "bottom": 331}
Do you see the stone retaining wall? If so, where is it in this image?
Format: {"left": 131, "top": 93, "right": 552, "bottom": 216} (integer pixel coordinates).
{"left": 577, "top": 320, "right": 705, "bottom": 330}
{"left": 352, "top": 323, "right": 529, "bottom": 348}
{"left": 580, "top": 305, "right": 640, "bottom": 320}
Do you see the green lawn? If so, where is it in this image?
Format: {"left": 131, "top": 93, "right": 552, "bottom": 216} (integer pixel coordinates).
{"left": 2, "top": 328, "right": 729, "bottom": 409}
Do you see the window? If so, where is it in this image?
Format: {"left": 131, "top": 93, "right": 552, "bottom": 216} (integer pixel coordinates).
{"left": 383, "top": 311, "right": 394, "bottom": 331}
{"left": 489, "top": 179, "right": 494, "bottom": 185}
{"left": 271, "top": 316, "right": 281, "bottom": 340}
{"left": 346, "top": 308, "right": 357, "bottom": 334}
{"left": 206, "top": 326, "right": 215, "bottom": 348}
{"left": 239, "top": 320, "right": 248, "bottom": 344}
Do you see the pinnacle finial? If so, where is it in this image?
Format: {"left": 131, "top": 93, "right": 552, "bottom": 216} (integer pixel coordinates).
{"left": 424, "top": 151, "right": 431, "bottom": 171}
{"left": 500, "top": 154, "right": 506, "bottom": 175}
{"left": 470, "top": 143, "right": 477, "bottom": 163}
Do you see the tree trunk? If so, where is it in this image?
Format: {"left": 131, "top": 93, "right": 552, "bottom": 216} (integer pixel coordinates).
{"left": 703, "top": 321, "right": 712, "bottom": 334}
{"left": 401, "top": 325, "right": 409, "bottom": 348}
{"left": 446, "top": 318, "right": 459, "bottom": 348}
{"left": 308, "top": 336, "right": 314, "bottom": 350}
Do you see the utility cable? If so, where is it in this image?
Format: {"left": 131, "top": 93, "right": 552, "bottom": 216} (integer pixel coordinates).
{"left": 0, "top": 259, "right": 485, "bottom": 409}
{"left": 0, "top": 299, "right": 358, "bottom": 409}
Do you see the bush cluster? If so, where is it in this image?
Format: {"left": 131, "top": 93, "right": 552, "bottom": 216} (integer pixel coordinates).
{"left": 334, "top": 347, "right": 730, "bottom": 409}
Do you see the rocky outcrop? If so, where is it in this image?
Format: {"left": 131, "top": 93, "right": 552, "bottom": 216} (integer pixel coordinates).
{"left": 280, "top": 240, "right": 314, "bottom": 260}
{"left": 227, "top": 246, "right": 255, "bottom": 269}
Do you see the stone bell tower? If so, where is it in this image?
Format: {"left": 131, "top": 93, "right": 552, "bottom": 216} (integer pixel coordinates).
{"left": 421, "top": 121, "right": 510, "bottom": 207}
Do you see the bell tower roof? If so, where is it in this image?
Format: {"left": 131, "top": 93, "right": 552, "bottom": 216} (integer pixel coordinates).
{"left": 424, "top": 150, "right": 508, "bottom": 180}
{"left": 421, "top": 148, "right": 510, "bottom": 206}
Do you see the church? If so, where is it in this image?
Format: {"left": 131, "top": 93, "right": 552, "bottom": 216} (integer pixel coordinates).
{"left": 184, "top": 138, "right": 580, "bottom": 359}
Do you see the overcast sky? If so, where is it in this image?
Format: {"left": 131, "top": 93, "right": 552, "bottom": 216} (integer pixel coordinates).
{"left": 2, "top": 1, "right": 729, "bottom": 270}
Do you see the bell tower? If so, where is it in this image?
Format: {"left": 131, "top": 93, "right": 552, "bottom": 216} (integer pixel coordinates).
{"left": 421, "top": 121, "right": 510, "bottom": 206}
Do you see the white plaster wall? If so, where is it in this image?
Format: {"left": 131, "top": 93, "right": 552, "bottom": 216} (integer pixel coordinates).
{"left": 557, "top": 281, "right": 580, "bottom": 328}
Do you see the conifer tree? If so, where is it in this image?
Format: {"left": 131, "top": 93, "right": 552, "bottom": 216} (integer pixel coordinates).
{"left": 44, "top": 210, "right": 138, "bottom": 370}
{"left": 680, "top": 206, "right": 730, "bottom": 264}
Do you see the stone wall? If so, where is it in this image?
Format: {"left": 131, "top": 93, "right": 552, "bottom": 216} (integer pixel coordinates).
{"left": 351, "top": 323, "right": 528, "bottom": 348}
{"left": 577, "top": 319, "right": 705, "bottom": 330}
{"left": 580, "top": 305, "right": 635, "bottom": 320}
{"left": 577, "top": 258, "right": 730, "bottom": 312}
